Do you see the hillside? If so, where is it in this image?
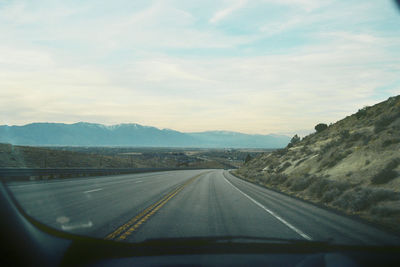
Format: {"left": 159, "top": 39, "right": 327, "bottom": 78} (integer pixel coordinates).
{"left": 235, "top": 95, "right": 400, "bottom": 232}
{"left": 0, "top": 122, "right": 289, "bottom": 148}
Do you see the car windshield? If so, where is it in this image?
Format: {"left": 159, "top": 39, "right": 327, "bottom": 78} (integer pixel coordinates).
{"left": 1, "top": 0, "right": 400, "bottom": 247}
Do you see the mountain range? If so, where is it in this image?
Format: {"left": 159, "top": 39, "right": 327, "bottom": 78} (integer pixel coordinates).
{"left": 0, "top": 122, "right": 290, "bottom": 148}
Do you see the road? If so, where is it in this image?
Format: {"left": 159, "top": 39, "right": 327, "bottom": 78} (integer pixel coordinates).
{"left": 7, "top": 169, "right": 400, "bottom": 245}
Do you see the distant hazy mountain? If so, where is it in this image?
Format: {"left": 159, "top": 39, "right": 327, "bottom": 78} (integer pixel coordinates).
{"left": 0, "top": 122, "right": 290, "bottom": 148}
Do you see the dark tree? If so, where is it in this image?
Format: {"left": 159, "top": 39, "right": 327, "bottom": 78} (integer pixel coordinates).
{"left": 287, "top": 134, "right": 300, "bottom": 148}
{"left": 244, "top": 154, "right": 253, "bottom": 164}
{"left": 290, "top": 134, "right": 300, "bottom": 144}
{"left": 315, "top": 123, "right": 328, "bottom": 133}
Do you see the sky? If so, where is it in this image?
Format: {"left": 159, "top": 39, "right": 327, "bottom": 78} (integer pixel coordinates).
{"left": 1, "top": 0, "right": 400, "bottom": 136}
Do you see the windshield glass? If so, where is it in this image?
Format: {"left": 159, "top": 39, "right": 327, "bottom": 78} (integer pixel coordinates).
{"left": 1, "top": 0, "right": 400, "bottom": 246}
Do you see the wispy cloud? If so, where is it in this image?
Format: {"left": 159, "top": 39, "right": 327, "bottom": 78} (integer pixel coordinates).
{"left": 209, "top": 0, "right": 247, "bottom": 23}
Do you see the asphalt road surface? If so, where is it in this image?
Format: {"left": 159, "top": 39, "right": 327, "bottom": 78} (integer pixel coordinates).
{"left": 7, "top": 169, "right": 400, "bottom": 245}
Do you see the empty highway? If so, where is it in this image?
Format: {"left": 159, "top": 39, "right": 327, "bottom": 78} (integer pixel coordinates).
{"left": 7, "top": 170, "right": 400, "bottom": 245}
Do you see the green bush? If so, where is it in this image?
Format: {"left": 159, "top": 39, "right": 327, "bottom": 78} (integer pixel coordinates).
{"left": 382, "top": 138, "right": 400, "bottom": 147}
{"left": 349, "top": 132, "right": 364, "bottom": 142}
{"left": 332, "top": 187, "right": 399, "bottom": 212}
{"left": 244, "top": 154, "right": 253, "bottom": 164}
{"left": 340, "top": 130, "right": 350, "bottom": 139}
{"left": 355, "top": 107, "right": 368, "bottom": 119}
{"left": 290, "top": 176, "right": 315, "bottom": 191}
{"left": 374, "top": 113, "right": 400, "bottom": 133}
{"left": 320, "top": 150, "right": 351, "bottom": 168}
{"left": 274, "top": 149, "right": 288, "bottom": 157}
{"left": 307, "top": 177, "right": 329, "bottom": 198}
{"left": 318, "top": 140, "right": 339, "bottom": 157}
{"left": 315, "top": 123, "right": 328, "bottom": 133}
{"left": 387, "top": 158, "right": 400, "bottom": 169}
{"left": 265, "top": 174, "right": 288, "bottom": 186}
{"left": 371, "top": 158, "right": 400, "bottom": 184}
{"left": 371, "top": 170, "right": 398, "bottom": 184}
{"left": 307, "top": 178, "right": 350, "bottom": 202}
{"left": 322, "top": 188, "right": 343, "bottom": 203}
{"left": 362, "top": 135, "right": 372, "bottom": 145}
{"left": 290, "top": 134, "right": 301, "bottom": 145}
{"left": 252, "top": 173, "right": 266, "bottom": 183}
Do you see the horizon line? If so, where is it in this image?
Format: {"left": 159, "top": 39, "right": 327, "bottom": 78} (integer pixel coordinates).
{"left": 0, "top": 121, "right": 295, "bottom": 137}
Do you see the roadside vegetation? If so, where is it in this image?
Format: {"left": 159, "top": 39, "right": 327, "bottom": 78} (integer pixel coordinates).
{"left": 0, "top": 144, "right": 267, "bottom": 170}
{"left": 234, "top": 95, "right": 400, "bottom": 232}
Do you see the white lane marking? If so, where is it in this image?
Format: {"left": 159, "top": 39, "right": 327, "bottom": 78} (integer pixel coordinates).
{"left": 134, "top": 180, "right": 143, "bottom": 183}
{"left": 61, "top": 221, "right": 93, "bottom": 231}
{"left": 83, "top": 188, "right": 103, "bottom": 194}
{"left": 223, "top": 177, "right": 312, "bottom": 240}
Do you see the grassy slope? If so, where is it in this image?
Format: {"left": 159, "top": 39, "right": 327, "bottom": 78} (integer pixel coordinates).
{"left": 235, "top": 95, "right": 400, "bottom": 232}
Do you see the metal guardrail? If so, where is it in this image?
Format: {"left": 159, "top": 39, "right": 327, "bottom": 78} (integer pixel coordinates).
{"left": 0, "top": 167, "right": 207, "bottom": 182}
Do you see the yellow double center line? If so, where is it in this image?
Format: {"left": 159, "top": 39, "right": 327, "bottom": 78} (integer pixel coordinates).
{"left": 105, "top": 172, "right": 206, "bottom": 241}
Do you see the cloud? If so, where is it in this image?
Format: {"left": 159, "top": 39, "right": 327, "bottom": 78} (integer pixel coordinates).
{"left": 263, "top": 0, "right": 330, "bottom": 12}
{"left": 209, "top": 0, "right": 247, "bottom": 23}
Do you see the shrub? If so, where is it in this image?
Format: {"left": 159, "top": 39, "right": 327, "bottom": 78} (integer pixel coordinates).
{"left": 340, "top": 130, "right": 350, "bottom": 139}
{"left": 371, "top": 158, "right": 400, "bottom": 184}
{"left": 274, "top": 149, "right": 287, "bottom": 157}
{"left": 265, "top": 174, "right": 288, "bottom": 186}
{"left": 374, "top": 113, "right": 400, "bottom": 133}
{"left": 371, "top": 170, "right": 397, "bottom": 185}
{"left": 284, "top": 179, "right": 292, "bottom": 188}
{"left": 382, "top": 138, "right": 400, "bottom": 147}
{"left": 307, "top": 177, "right": 329, "bottom": 198}
{"left": 322, "top": 188, "right": 343, "bottom": 203}
{"left": 355, "top": 107, "right": 368, "bottom": 119}
{"left": 320, "top": 150, "right": 351, "bottom": 168}
{"left": 349, "top": 132, "right": 364, "bottom": 142}
{"left": 300, "top": 145, "right": 308, "bottom": 153}
{"left": 326, "top": 155, "right": 343, "bottom": 168}
{"left": 307, "top": 178, "right": 350, "bottom": 202}
{"left": 290, "top": 176, "right": 315, "bottom": 191}
{"left": 252, "top": 173, "right": 266, "bottom": 183}
{"left": 362, "top": 135, "right": 372, "bottom": 145}
{"left": 277, "top": 161, "right": 291, "bottom": 173}
{"left": 332, "top": 187, "right": 399, "bottom": 212}
{"left": 244, "top": 154, "right": 253, "bottom": 164}
{"left": 319, "top": 140, "right": 339, "bottom": 156}
{"left": 315, "top": 123, "right": 328, "bottom": 133}
{"left": 371, "top": 202, "right": 400, "bottom": 216}
{"left": 387, "top": 158, "right": 400, "bottom": 169}
{"left": 290, "top": 134, "right": 301, "bottom": 145}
